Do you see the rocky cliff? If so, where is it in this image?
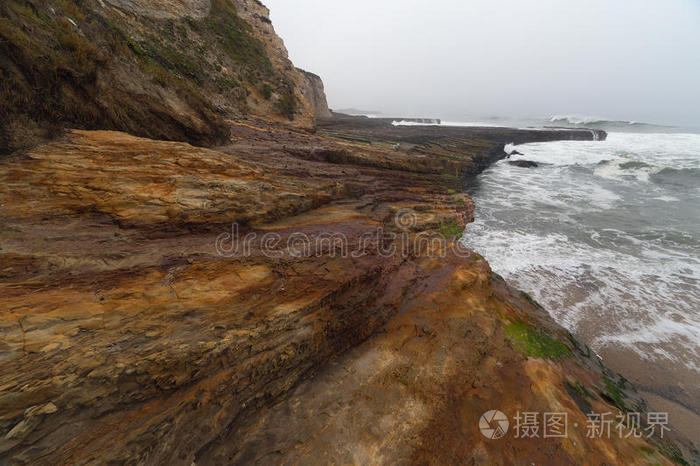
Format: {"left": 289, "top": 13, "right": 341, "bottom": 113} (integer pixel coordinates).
{"left": 299, "top": 68, "right": 333, "bottom": 119}
{"left": 0, "top": 2, "right": 695, "bottom": 464}
{"left": 0, "top": 0, "right": 326, "bottom": 154}
{"left": 0, "top": 120, "right": 693, "bottom": 464}
{"left": 229, "top": 0, "right": 321, "bottom": 128}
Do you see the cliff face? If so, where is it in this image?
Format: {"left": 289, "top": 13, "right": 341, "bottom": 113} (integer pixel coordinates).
{"left": 103, "top": 0, "right": 212, "bottom": 19}
{"left": 229, "top": 0, "right": 318, "bottom": 128}
{"left": 0, "top": 0, "right": 323, "bottom": 154}
{"left": 299, "top": 69, "right": 333, "bottom": 118}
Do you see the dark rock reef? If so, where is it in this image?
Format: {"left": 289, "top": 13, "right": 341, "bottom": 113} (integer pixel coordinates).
{"left": 319, "top": 112, "right": 608, "bottom": 145}
{"left": 509, "top": 160, "right": 539, "bottom": 168}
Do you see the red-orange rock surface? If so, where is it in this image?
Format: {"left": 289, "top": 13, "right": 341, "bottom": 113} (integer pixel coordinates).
{"left": 0, "top": 124, "right": 689, "bottom": 464}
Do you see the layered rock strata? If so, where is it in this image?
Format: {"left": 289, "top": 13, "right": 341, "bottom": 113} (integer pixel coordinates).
{"left": 0, "top": 121, "right": 691, "bottom": 464}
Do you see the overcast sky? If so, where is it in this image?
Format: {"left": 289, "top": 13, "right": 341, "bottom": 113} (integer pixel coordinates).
{"left": 264, "top": 0, "right": 700, "bottom": 126}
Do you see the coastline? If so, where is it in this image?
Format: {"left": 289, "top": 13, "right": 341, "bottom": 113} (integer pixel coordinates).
{"left": 460, "top": 130, "right": 700, "bottom": 457}
{"left": 1, "top": 0, "right": 695, "bottom": 462}
{"left": 601, "top": 346, "right": 700, "bottom": 447}
{"left": 1, "top": 116, "right": 694, "bottom": 463}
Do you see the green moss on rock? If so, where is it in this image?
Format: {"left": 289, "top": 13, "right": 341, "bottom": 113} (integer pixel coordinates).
{"left": 440, "top": 218, "right": 463, "bottom": 239}
{"left": 504, "top": 321, "right": 573, "bottom": 360}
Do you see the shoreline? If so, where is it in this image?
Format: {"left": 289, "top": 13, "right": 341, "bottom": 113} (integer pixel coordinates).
{"left": 459, "top": 131, "right": 700, "bottom": 457}
{"left": 1, "top": 118, "right": 695, "bottom": 463}
{"left": 456, "top": 129, "right": 700, "bottom": 454}
{"left": 600, "top": 345, "right": 700, "bottom": 447}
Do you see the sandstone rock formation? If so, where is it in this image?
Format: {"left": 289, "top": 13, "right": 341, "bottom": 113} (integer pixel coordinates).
{"left": 0, "top": 1, "right": 695, "bottom": 464}
{"left": 0, "top": 121, "right": 692, "bottom": 464}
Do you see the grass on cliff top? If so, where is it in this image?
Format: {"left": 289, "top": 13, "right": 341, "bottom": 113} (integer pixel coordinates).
{"left": 504, "top": 321, "right": 572, "bottom": 360}
{"left": 204, "top": 0, "right": 273, "bottom": 77}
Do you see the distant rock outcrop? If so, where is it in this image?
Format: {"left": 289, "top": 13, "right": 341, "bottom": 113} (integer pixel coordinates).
{"left": 393, "top": 118, "right": 442, "bottom": 124}
{"left": 508, "top": 160, "right": 539, "bottom": 168}
{"left": 299, "top": 69, "right": 333, "bottom": 119}
{"left": 231, "top": 0, "right": 319, "bottom": 129}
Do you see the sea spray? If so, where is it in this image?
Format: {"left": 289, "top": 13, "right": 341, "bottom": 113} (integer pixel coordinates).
{"left": 463, "top": 132, "right": 700, "bottom": 382}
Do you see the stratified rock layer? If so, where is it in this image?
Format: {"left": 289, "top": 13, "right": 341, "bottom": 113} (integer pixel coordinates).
{"left": 104, "top": 0, "right": 212, "bottom": 19}
{"left": 0, "top": 121, "right": 691, "bottom": 464}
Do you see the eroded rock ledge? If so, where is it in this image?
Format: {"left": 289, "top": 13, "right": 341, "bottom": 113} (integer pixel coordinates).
{"left": 0, "top": 121, "right": 690, "bottom": 465}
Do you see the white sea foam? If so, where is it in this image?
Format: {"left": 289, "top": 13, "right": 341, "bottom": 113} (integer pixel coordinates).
{"left": 593, "top": 158, "right": 662, "bottom": 183}
{"left": 439, "top": 120, "right": 502, "bottom": 128}
{"left": 549, "top": 115, "right": 622, "bottom": 125}
{"left": 391, "top": 120, "right": 441, "bottom": 126}
{"left": 463, "top": 131, "right": 700, "bottom": 375}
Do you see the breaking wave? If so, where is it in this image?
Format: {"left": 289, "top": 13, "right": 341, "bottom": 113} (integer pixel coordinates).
{"left": 548, "top": 115, "right": 675, "bottom": 133}
{"left": 463, "top": 132, "right": 700, "bottom": 379}
{"left": 549, "top": 115, "right": 639, "bottom": 125}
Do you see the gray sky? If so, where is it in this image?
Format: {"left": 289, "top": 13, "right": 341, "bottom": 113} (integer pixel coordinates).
{"left": 264, "top": 0, "right": 700, "bottom": 126}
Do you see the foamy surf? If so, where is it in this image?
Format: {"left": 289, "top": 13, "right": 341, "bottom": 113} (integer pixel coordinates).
{"left": 463, "top": 131, "right": 700, "bottom": 405}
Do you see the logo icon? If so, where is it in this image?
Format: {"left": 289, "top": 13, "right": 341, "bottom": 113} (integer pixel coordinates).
{"left": 479, "top": 410, "right": 509, "bottom": 439}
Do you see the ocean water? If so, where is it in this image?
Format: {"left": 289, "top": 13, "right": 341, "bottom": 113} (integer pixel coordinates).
{"left": 391, "top": 114, "right": 699, "bottom": 134}
{"left": 461, "top": 130, "right": 700, "bottom": 380}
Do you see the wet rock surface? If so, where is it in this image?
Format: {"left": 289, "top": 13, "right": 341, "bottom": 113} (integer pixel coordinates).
{"left": 508, "top": 160, "right": 539, "bottom": 168}
{"left": 0, "top": 120, "right": 691, "bottom": 464}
